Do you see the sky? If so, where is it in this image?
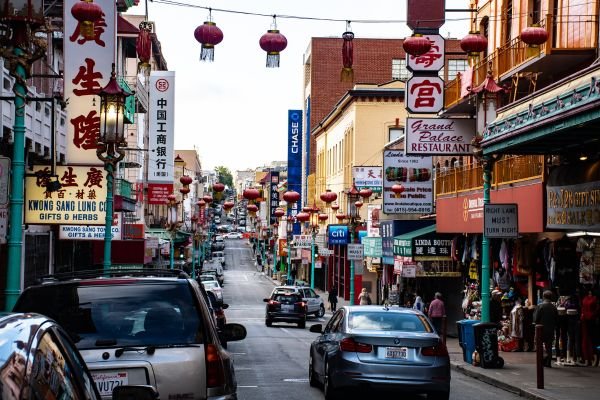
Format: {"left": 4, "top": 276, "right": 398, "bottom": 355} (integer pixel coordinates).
{"left": 129, "top": 0, "right": 470, "bottom": 172}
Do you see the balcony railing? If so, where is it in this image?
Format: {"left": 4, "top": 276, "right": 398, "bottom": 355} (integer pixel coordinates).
{"left": 444, "top": 14, "right": 598, "bottom": 109}
{"left": 435, "top": 155, "right": 544, "bottom": 196}
{"left": 115, "top": 178, "right": 134, "bottom": 198}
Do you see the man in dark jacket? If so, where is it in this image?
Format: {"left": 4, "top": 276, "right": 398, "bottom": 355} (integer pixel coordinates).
{"left": 534, "top": 290, "right": 558, "bottom": 367}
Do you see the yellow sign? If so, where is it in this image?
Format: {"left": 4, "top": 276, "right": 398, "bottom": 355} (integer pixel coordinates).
{"left": 25, "top": 165, "right": 108, "bottom": 225}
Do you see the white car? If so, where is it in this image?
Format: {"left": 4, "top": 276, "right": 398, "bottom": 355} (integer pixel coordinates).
{"left": 202, "top": 280, "right": 223, "bottom": 302}
{"left": 224, "top": 232, "right": 243, "bottom": 239}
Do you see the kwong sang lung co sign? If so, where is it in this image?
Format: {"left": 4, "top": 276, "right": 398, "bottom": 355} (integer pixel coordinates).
{"left": 405, "top": 118, "right": 475, "bottom": 156}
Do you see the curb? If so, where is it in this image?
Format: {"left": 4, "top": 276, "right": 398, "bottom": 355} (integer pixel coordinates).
{"left": 450, "top": 362, "right": 551, "bottom": 400}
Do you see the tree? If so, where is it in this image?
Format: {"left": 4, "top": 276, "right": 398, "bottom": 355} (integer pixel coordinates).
{"left": 214, "top": 166, "right": 233, "bottom": 188}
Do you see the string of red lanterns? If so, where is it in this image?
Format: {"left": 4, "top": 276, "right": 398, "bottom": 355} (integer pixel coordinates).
{"left": 341, "top": 21, "right": 354, "bottom": 82}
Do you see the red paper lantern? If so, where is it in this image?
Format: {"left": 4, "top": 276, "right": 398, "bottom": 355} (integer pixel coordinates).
{"left": 259, "top": 27, "right": 287, "bottom": 68}
{"left": 180, "top": 175, "right": 193, "bottom": 186}
{"left": 318, "top": 213, "right": 329, "bottom": 222}
{"left": 180, "top": 187, "right": 190, "bottom": 195}
{"left": 391, "top": 184, "right": 405, "bottom": 197}
{"left": 197, "top": 199, "right": 206, "bottom": 207}
{"left": 247, "top": 204, "right": 259, "bottom": 213}
{"left": 302, "top": 206, "right": 312, "bottom": 213}
{"left": 243, "top": 188, "right": 260, "bottom": 201}
{"left": 335, "top": 213, "right": 347, "bottom": 221}
{"left": 355, "top": 200, "right": 364, "bottom": 209}
{"left": 167, "top": 194, "right": 177, "bottom": 203}
{"left": 331, "top": 202, "right": 339, "bottom": 211}
{"left": 341, "top": 28, "right": 354, "bottom": 82}
{"left": 359, "top": 188, "right": 373, "bottom": 199}
{"left": 296, "top": 212, "right": 310, "bottom": 223}
{"left": 203, "top": 195, "right": 213, "bottom": 203}
{"left": 136, "top": 21, "right": 152, "bottom": 75}
{"left": 71, "top": 0, "right": 103, "bottom": 40}
{"left": 282, "top": 190, "right": 300, "bottom": 204}
{"left": 213, "top": 182, "right": 225, "bottom": 192}
{"left": 403, "top": 33, "right": 431, "bottom": 57}
{"left": 194, "top": 20, "right": 224, "bottom": 61}
{"left": 520, "top": 25, "right": 548, "bottom": 47}
{"left": 460, "top": 31, "right": 488, "bottom": 57}
{"left": 274, "top": 208, "right": 286, "bottom": 218}
{"left": 320, "top": 190, "right": 338, "bottom": 206}
{"left": 223, "top": 201, "right": 235, "bottom": 211}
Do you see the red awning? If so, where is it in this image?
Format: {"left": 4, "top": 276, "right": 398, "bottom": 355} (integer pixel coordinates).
{"left": 117, "top": 15, "right": 139, "bottom": 35}
{"left": 470, "top": 70, "right": 506, "bottom": 94}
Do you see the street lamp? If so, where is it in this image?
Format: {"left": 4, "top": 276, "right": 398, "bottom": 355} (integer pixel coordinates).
{"left": 308, "top": 202, "right": 321, "bottom": 289}
{"left": 191, "top": 215, "right": 198, "bottom": 278}
{"left": 166, "top": 194, "right": 179, "bottom": 269}
{"left": 286, "top": 215, "right": 294, "bottom": 285}
{"left": 346, "top": 182, "right": 362, "bottom": 305}
{"left": 1, "top": 0, "right": 49, "bottom": 310}
{"left": 96, "top": 65, "right": 132, "bottom": 273}
{"left": 282, "top": 190, "right": 300, "bottom": 285}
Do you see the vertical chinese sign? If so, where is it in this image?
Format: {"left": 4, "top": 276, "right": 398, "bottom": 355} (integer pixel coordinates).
{"left": 406, "top": 34, "right": 445, "bottom": 114}
{"left": 269, "top": 171, "right": 280, "bottom": 225}
{"left": 148, "top": 71, "right": 176, "bottom": 203}
{"left": 64, "top": 0, "right": 116, "bottom": 164}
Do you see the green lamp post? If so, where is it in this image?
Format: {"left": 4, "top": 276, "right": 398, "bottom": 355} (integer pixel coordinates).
{"left": 346, "top": 182, "right": 362, "bottom": 306}
{"left": 190, "top": 214, "right": 198, "bottom": 278}
{"left": 308, "top": 202, "right": 321, "bottom": 289}
{"left": 166, "top": 193, "right": 179, "bottom": 269}
{"left": 282, "top": 190, "right": 300, "bottom": 285}
{"left": 1, "top": 0, "right": 48, "bottom": 310}
{"left": 96, "top": 65, "right": 131, "bottom": 273}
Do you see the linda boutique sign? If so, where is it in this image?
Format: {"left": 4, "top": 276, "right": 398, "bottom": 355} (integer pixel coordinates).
{"left": 405, "top": 118, "right": 476, "bottom": 156}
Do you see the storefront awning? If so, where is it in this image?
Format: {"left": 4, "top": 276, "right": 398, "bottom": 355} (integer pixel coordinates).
{"left": 393, "top": 225, "right": 436, "bottom": 257}
{"left": 146, "top": 228, "right": 191, "bottom": 244}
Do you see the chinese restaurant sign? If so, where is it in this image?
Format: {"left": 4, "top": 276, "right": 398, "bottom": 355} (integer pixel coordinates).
{"left": 269, "top": 171, "right": 280, "bottom": 225}
{"left": 406, "top": 76, "right": 444, "bottom": 113}
{"left": 148, "top": 71, "right": 175, "bottom": 183}
{"left": 64, "top": 0, "right": 116, "bottom": 164}
{"left": 383, "top": 150, "right": 433, "bottom": 214}
{"left": 407, "top": 34, "right": 445, "bottom": 72}
{"left": 25, "top": 166, "right": 108, "bottom": 224}
{"left": 405, "top": 118, "right": 475, "bottom": 155}
{"left": 352, "top": 166, "right": 383, "bottom": 193}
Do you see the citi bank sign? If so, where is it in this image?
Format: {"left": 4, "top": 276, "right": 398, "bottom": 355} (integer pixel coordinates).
{"left": 328, "top": 225, "right": 349, "bottom": 245}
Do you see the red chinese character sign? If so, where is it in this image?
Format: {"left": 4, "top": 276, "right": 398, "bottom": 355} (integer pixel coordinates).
{"left": 25, "top": 166, "right": 109, "bottom": 225}
{"left": 64, "top": 0, "right": 116, "bottom": 164}
{"left": 406, "top": 76, "right": 444, "bottom": 113}
{"left": 407, "top": 34, "right": 445, "bottom": 72}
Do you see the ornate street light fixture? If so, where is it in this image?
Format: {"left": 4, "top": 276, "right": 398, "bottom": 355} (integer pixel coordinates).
{"left": 1, "top": 0, "right": 48, "bottom": 310}
{"left": 346, "top": 181, "right": 362, "bottom": 305}
{"left": 96, "top": 64, "right": 132, "bottom": 273}
{"left": 308, "top": 202, "right": 322, "bottom": 289}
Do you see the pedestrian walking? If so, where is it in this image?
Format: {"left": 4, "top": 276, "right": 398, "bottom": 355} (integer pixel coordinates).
{"left": 328, "top": 286, "right": 338, "bottom": 312}
{"left": 428, "top": 292, "right": 446, "bottom": 334}
{"left": 413, "top": 294, "right": 424, "bottom": 312}
{"left": 534, "top": 290, "right": 558, "bottom": 367}
{"left": 358, "top": 288, "right": 372, "bottom": 305}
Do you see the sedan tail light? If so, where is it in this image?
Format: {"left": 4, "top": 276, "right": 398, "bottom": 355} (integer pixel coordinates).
{"left": 296, "top": 301, "right": 306, "bottom": 310}
{"left": 340, "top": 338, "right": 372, "bottom": 353}
{"left": 205, "top": 343, "right": 226, "bottom": 387}
{"left": 422, "top": 342, "right": 449, "bottom": 357}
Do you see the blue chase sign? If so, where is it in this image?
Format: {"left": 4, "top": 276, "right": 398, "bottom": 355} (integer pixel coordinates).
{"left": 327, "top": 225, "right": 349, "bottom": 245}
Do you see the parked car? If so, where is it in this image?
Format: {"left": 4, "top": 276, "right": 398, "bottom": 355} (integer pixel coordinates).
{"left": 264, "top": 291, "right": 308, "bottom": 328}
{"left": 212, "top": 250, "right": 225, "bottom": 266}
{"left": 202, "top": 280, "right": 224, "bottom": 303}
{"left": 203, "top": 262, "right": 224, "bottom": 286}
{"left": 13, "top": 269, "right": 247, "bottom": 400}
{"left": 0, "top": 312, "right": 159, "bottom": 400}
{"left": 308, "top": 306, "right": 450, "bottom": 400}
{"left": 224, "top": 232, "right": 243, "bottom": 239}
{"left": 271, "top": 285, "right": 325, "bottom": 317}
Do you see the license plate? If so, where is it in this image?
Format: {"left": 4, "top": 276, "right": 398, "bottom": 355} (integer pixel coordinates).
{"left": 385, "top": 347, "right": 407, "bottom": 359}
{"left": 281, "top": 304, "right": 294, "bottom": 312}
{"left": 92, "top": 372, "right": 129, "bottom": 397}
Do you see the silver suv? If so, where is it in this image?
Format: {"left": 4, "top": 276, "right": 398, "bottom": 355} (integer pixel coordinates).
{"left": 14, "top": 269, "right": 246, "bottom": 400}
{"left": 271, "top": 286, "right": 326, "bottom": 318}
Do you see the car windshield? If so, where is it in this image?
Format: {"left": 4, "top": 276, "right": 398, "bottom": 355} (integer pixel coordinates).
{"left": 273, "top": 294, "right": 301, "bottom": 303}
{"left": 14, "top": 282, "right": 204, "bottom": 349}
{"left": 348, "top": 311, "right": 433, "bottom": 332}
{"left": 202, "top": 281, "right": 219, "bottom": 289}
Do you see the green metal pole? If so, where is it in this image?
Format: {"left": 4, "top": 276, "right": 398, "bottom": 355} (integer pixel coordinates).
{"left": 273, "top": 237, "right": 277, "bottom": 276}
{"left": 170, "top": 233, "right": 174, "bottom": 270}
{"left": 287, "top": 238, "right": 291, "bottom": 285}
{"left": 349, "top": 230, "right": 355, "bottom": 305}
{"left": 102, "top": 163, "right": 114, "bottom": 273}
{"left": 310, "top": 233, "right": 315, "bottom": 289}
{"left": 5, "top": 48, "right": 27, "bottom": 311}
{"left": 480, "top": 157, "right": 492, "bottom": 323}
{"left": 191, "top": 235, "right": 196, "bottom": 278}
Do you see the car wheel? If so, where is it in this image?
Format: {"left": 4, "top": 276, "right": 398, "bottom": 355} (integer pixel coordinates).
{"left": 298, "top": 319, "right": 306, "bottom": 329}
{"left": 265, "top": 319, "right": 272, "bottom": 327}
{"left": 323, "top": 361, "right": 337, "bottom": 400}
{"left": 316, "top": 304, "right": 325, "bottom": 318}
{"left": 308, "top": 354, "right": 319, "bottom": 387}
{"left": 428, "top": 391, "right": 450, "bottom": 400}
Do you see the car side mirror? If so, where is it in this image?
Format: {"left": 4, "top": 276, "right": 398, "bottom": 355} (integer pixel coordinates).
{"left": 309, "top": 324, "right": 323, "bottom": 334}
{"left": 221, "top": 303, "right": 229, "bottom": 309}
{"left": 263, "top": 298, "right": 269, "bottom": 302}
{"left": 223, "top": 323, "right": 247, "bottom": 342}
{"left": 112, "top": 385, "right": 158, "bottom": 400}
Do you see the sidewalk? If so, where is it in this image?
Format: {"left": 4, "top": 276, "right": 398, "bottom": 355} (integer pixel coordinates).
{"left": 306, "top": 285, "right": 600, "bottom": 400}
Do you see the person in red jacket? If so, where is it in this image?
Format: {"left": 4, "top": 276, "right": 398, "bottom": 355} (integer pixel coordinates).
{"left": 580, "top": 286, "right": 598, "bottom": 366}
{"left": 428, "top": 292, "right": 446, "bottom": 334}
